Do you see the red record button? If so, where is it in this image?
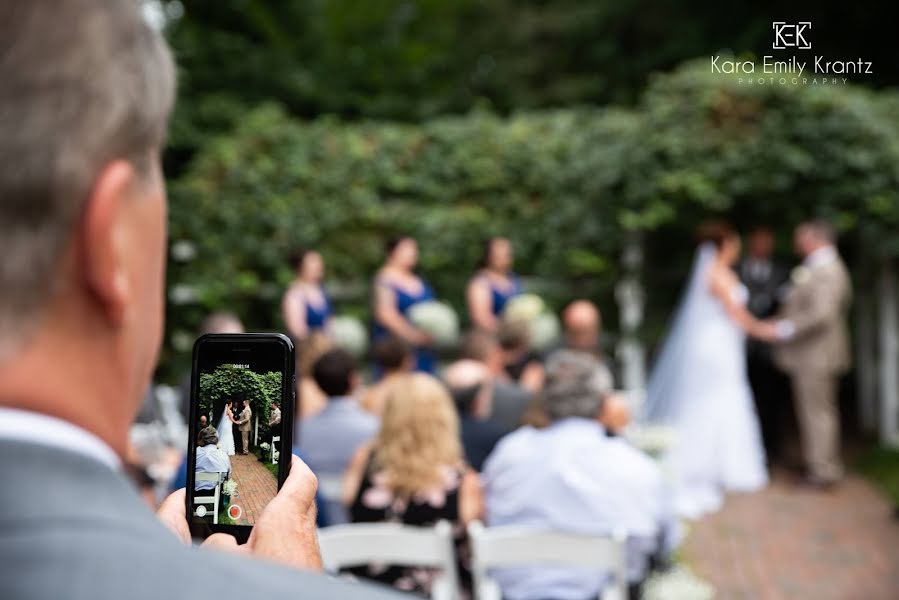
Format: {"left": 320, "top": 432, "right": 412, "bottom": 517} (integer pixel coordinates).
{"left": 228, "top": 504, "right": 242, "bottom": 520}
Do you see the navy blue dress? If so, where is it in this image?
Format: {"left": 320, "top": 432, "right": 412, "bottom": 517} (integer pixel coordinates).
{"left": 304, "top": 288, "right": 332, "bottom": 332}
{"left": 372, "top": 278, "right": 436, "bottom": 374}
{"left": 487, "top": 273, "right": 522, "bottom": 316}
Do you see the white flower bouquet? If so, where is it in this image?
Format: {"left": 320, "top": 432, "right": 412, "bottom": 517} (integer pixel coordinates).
{"left": 407, "top": 300, "right": 460, "bottom": 348}
{"left": 222, "top": 479, "right": 238, "bottom": 497}
{"left": 330, "top": 315, "right": 369, "bottom": 358}
{"left": 624, "top": 424, "right": 678, "bottom": 457}
{"left": 273, "top": 451, "right": 280, "bottom": 461}
{"left": 643, "top": 566, "right": 715, "bottom": 600}
{"left": 502, "top": 293, "right": 560, "bottom": 351}
{"left": 502, "top": 293, "right": 545, "bottom": 324}
{"left": 259, "top": 442, "right": 271, "bottom": 452}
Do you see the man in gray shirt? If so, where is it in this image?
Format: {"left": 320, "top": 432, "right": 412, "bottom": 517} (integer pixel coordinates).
{"left": 0, "top": 3, "right": 400, "bottom": 599}
{"left": 299, "top": 349, "right": 380, "bottom": 524}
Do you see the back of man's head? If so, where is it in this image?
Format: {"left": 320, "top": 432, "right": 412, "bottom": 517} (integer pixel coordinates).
{"left": 200, "top": 312, "right": 245, "bottom": 335}
{"left": 0, "top": 0, "right": 175, "bottom": 353}
{"left": 373, "top": 336, "right": 413, "bottom": 374}
{"left": 312, "top": 349, "right": 357, "bottom": 398}
{"left": 543, "top": 350, "right": 612, "bottom": 422}
{"left": 562, "top": 300, "right": 601, "bottom": 351}
{"left": 0, "top": 0, "right": 176, "bottom": 456}
{"left": 443, "top": 359, "right": 490, "bottom": 414}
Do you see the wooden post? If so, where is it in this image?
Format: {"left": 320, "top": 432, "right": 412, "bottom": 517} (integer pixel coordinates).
{"left": 616, "top": 234, "right": 647, "bottom": 411}
{"left": 855, "top": 291, "right": 878, "bottom": 433}
{"left": 877, "top": 258, "right": 899, "bottom": 447}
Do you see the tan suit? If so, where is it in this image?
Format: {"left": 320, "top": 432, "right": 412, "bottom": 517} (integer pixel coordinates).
{"left": 236, "top": 405, "right": 252, "bottom": 454}
{"left": 773, "top": 249, "right": 851, "bottom": 481}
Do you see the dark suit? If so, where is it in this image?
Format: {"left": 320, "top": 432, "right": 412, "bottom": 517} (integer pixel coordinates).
{"left": 460, "top": 415, "right": 507, "bottom": 472}
{"left": 0, "top": 440, "right": 403, "bottom": 600}
{"left": 737, "top": 257, "right": 790, "bottom": 462}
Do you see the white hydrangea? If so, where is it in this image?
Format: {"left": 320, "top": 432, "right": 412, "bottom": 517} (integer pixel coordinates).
{"left": 502, "top": 293, "right": 546, "bottom": 324}
{"left": 407, "top": 300, "right": 460, "bottom": 348}
{"left": 624, "top": 424, "right": 678, "bottom": 457}
{"left": 643, "top": 566, "right": 715, "bottom": 600}
{"left": 329, "top": 315, "right": 369, "bottom": 358}
{"left": 529, "top": 312, "right": 561, "bottom": 351}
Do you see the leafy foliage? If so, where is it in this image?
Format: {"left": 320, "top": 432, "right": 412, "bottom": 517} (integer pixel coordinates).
{"left": 198, "top": 365, "right": 282, "bottom": 442}
{"left": 162, "top": 60, "right": 899, "bottom": 379}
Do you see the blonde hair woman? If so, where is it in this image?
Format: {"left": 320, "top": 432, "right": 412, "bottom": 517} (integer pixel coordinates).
{"left": 343, "top": 373, "right": 483, "bottom": 595}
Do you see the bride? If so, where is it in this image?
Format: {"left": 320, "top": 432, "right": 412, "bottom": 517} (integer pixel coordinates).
{"left": 215, "top": 400, "right": 237, "bottom": 456}
{"left": 644, "top": 222, "right": 772, "bottom": 519}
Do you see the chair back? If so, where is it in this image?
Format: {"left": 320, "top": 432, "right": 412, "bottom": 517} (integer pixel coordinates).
{"left": 193, "top": 472, "right": 221, "bottom": 525}
{"left": 318, "top": 521, "right": 459, "bottom": 600}
{"left": 467, "top": 521, "right": 628, "bottom": 600}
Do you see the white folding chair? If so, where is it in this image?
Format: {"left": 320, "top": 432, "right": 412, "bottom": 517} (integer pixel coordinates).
{"left": 318, "top": 521, "right": 460, "bottom": 600}
{"left": 194, "top": 472, "right": 221, "bottom": 524}
{"left": 270, "top": 435, "right": 280, "bottom": 464}
{"left": 467, "top": 521, "right": 628, "bottom": 600}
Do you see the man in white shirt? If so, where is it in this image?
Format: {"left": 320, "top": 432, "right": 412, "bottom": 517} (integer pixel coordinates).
{"left": 0, "top": 3, "right": 400, "bottom": 600}
{"left": 482, "top": 350, "right": 679, "bottom": 600}
{"left": 195, "top": 427, "right": 231, "bottom": 491}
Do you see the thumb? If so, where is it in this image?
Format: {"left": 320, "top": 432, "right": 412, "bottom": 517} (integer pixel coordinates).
{"left": 247, "top": 455, "right": 322, "bottom": 571}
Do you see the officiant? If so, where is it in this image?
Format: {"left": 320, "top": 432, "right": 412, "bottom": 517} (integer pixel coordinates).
{"left": 737, "top": 226, "right": 790, "bottom": 463}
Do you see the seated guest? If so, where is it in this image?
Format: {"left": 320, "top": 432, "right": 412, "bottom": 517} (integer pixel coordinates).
{"left": 295, "top": 332, "right": 333, "bottom": 419}
{"left": 483, "top": 350, "right": 679, "bottom": 600}
{"left": 178, "top": 312, "right": 244, "bottom": 421}
{"left": 443, "top": 360, "right": 508, "bottom": 471}
{"left": 562, "top": 300, "right": 615, "bottom": 375}
{"left": 361, "top": 336, "right": 414, "bottom": 416}
{"left": 0, "top": 2, "right": 402, "bottom": 597}
{"left": 498, "top": 322, "right": 544, "bottom": 392}
{"left": 460, "top": 330, "right": 532, "bottom": 430}
{"left": 298, "top": 349, "right": 379, "bottom": 524}
{"left": 269, "top": 401, "right": 282, "bottom": 454}
{"left": 343, "top": 374, "right": 483, "bottom": 595}
{"left": 198, "top": 414, "right": 208, "bottom": 430}
{"left": 195, "top": 427, "right": 231, "bottom": 491}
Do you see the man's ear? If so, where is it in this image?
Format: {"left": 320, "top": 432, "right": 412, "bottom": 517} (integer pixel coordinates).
{"left": 80, "top": 160, "right": 136, "bottom": 326}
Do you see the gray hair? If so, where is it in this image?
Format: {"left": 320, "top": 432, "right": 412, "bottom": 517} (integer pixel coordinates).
{"left": 199, "top": 426, "right": 219, "bottom": 446}
{"left": 543, "top": 350, "right": 614, "bottom": 422}
{"left": 0, "top": 0, "right": 176, "bottom": 354}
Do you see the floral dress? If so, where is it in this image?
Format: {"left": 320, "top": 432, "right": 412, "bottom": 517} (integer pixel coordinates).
{"left": 348, "top": 462, "right": 470, "bottom": 597}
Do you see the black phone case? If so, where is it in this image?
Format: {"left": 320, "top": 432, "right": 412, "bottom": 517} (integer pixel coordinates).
{"left": 184, "top": 333, "right": 296, "bottom": 543}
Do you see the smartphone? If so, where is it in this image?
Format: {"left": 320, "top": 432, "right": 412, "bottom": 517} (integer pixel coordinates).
{"left": 185, "top": 333, "right": 295, "bottom": 542}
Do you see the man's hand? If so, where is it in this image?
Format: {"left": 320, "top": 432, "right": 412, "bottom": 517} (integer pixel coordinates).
{"left": 156, "top": 455, "right": 323, "bottom": 572}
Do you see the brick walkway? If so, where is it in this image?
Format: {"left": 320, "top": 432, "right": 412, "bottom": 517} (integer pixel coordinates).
{"left": 228, "top": 453, "right": 277, "bottom": 526}
{"left": 683, "top": 470, "right": 899, "bottom": 599}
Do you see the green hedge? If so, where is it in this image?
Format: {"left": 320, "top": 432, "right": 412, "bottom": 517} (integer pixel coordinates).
{"left": 198, "top": 365, "right": 282, "bottom": 444}
{"left": 162, "top": 59, "right": 899, "bottom": 380}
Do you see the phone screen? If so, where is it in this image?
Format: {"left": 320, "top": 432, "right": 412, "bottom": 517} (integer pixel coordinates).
{"left": 185, "top": 333, "right": 295, "bottom": 541}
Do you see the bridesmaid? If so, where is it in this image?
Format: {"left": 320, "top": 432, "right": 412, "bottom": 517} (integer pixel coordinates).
{"left": 372, "top": 236, "right": 436, "bottom": 374}
{"left": 466, "top": 236, "right": 521, "bottom": 332}
{"left": 282, "top": 248, "right": 331, "bottom": 341}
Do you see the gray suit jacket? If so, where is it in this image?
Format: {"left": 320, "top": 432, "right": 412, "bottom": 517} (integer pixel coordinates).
{"left": 0, "top": 440, "right": 403, "bottom": 600}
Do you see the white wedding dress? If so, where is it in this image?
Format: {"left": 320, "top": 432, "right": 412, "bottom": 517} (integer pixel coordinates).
{"left": 216, "top": 409, "right": 236, "bottom": 456}
{"left": 644, "top": 243, "right": 768, "bottom": 519}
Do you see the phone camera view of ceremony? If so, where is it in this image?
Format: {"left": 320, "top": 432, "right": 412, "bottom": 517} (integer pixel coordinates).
{"left": 193, "top": 364, "right": 283, "bottom": 527}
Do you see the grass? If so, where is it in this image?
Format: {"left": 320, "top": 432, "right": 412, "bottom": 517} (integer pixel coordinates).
{"left": 252, "top": 446, "right": 280, "bottom": 479}
{"left": 855, "top": 445, "right": 899, "bottom": 505}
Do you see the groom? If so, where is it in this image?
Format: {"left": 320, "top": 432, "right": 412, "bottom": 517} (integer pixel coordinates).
{"left": 766, "top": 220, "right": 851, "bottom": 488}
{"left": 236, "top": 399, "right": 253, "bottom": 455}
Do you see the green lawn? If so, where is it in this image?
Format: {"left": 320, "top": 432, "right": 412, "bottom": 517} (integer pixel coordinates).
{"left": 855, "top": 445, "right": 899, "bottom": 504}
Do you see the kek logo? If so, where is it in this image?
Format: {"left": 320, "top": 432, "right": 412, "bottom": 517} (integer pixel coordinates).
{"left": 773, "top": 21, "right": 811, "bottom": 50}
